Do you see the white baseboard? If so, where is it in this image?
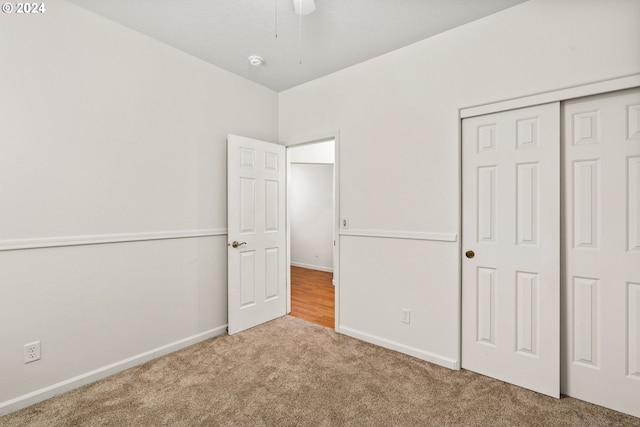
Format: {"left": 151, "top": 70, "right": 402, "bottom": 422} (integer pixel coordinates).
{"left": 290, "top": 262, "right": 333, "bottom": 273}
{"left": 337, "top": 325, "right": 459, "bottom": 370}
{"left": 0, "top": 325, "right": 228, "bottom": 417}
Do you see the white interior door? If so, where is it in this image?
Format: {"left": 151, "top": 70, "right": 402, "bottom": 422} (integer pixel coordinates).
{"left": 562, "top": 88, "right": 640, "bottom": 417}
{"left": 227, "top": 134, "right": 286, "bottom": 335}
{"left": 462, "top": 102, "right": 560, "bottom": 398}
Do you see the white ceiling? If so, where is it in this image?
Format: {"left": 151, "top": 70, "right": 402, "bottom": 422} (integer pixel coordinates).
{"left": 66, "top": 0, "right": 527, "bottom": 92}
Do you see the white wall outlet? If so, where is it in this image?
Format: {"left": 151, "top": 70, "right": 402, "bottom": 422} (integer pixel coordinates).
{"left": 24, "top": 341, "right": 41, "bottom": 363}
{"left": 314, "top": 250, "right": 319, "bottom": 257}
{"left": 340, "top": 218, "right": 349, "bottom": 229}
{"left": 401, "top": 309, "right": 411, "bottom": 324}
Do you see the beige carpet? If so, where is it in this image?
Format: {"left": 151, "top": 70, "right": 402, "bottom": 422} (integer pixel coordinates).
{"left": 1, "top": 316, "right": 639, "bottom": 426}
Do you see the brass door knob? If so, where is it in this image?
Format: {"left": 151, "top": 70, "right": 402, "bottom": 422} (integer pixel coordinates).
{"left": 465, "top": 250, "right": 475, "bottom": 259}
{"left": 231, "top": 241, "right": 247, "bottom": 248}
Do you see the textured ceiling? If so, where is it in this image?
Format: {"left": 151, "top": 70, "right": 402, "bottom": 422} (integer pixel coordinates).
{"left": 66, "top": 0, "right": 527, "bottom": 91}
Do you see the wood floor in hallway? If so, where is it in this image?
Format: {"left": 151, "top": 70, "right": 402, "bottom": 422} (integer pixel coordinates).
{"left": 290, "top": 266, "right": 334, "bottom": 329}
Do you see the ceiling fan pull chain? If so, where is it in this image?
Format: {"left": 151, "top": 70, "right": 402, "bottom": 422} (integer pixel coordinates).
{"left": 299, "top": 0, "right": 302, "bottom": 64}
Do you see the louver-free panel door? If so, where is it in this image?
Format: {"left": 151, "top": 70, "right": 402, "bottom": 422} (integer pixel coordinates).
{"left": 228, "top": 134, "right": 286, "bottom": 335}
{"left": 562, "top": 88, "right": 640, "bottom": 417}
{"left": 462, "top": 102, "right": 560, "bottom": 398}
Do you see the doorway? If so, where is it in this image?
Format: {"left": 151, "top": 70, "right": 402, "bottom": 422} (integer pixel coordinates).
{"left": 286, "top": 139, "right": 337, "bottom": 328}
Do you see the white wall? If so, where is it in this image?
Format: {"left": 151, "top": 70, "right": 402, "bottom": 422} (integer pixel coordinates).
{"left": 0, "top": 0, "right": 277, "bottom": 413}
{"left": 279, "top": 0, "right": 640, "bottom": 368}
{"left": 290, "top": 163, "right": 334, "bottom": 271}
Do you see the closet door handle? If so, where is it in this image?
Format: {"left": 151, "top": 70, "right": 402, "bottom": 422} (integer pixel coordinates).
{"left": 231, "top": 241, "right": 247, "bottom": 248}
{"left": 465, "top": 250, "right": 475, "bottom": 259}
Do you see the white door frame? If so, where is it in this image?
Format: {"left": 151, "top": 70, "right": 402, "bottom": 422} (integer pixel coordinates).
{"left": 284, "top": 132, "right": 341, "bottom": 330}
{"left": 458, "top": 74, "right": 640, "bottom": 363}
{"left": 460, "top": 74, "right": 640, "bottom": 119}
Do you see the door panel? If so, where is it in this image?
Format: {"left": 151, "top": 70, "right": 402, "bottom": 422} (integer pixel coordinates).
{"left": 516, "top": 271, "right": 538, "bottom": 355}
{"left": 629, "top": 283, "right": 640, "bottom": 379}
{"left": 562, "top": 88, "right": 640, "bottom": 418}
{"left": 228, "top": 134, "right": 286, "bottom": 335}
{"left": 629, "top": 156, "right": 640, "bottom": 251}
{"left": 462, "top": 102, "right": 560, "bottom": 398}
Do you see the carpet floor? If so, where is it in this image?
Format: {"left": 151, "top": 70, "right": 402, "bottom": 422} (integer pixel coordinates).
{"left": 1, "top": 316, "right": 639, "bottom": 426}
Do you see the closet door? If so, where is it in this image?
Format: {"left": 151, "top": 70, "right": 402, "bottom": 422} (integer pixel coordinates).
{"left": 562, "top": 87, "right": 640, "bottom": 418}
{"left": 462, "top": 102, "right": 560, "bottom": 398}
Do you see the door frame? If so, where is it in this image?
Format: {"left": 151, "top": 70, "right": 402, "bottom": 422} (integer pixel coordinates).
{"left": 284, "top": 132, "right": 341, "bottom": 330}
{"left": 457, "top": 73, "right": 640, "bottom": 363}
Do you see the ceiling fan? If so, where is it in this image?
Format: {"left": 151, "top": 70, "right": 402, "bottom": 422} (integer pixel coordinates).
{"left": 293, "top": 0, "right": 316, "bottom": 15}
{"left": 249, "top": 0, "right": 316, "bottom": 67}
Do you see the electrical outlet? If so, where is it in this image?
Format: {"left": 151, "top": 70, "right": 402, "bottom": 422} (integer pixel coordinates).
{"left": 24, "top": 341, "right": 41, "bottom": 363}
{"left": 401, "top": 309, "right": 411, "bottom": 324}
{"left": 340, "top": 218, "right": 349, "bottom": 229}
{"left": 314, "top": 250, "right": 319, "bottom": 257}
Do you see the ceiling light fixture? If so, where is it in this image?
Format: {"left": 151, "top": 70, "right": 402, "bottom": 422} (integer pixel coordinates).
{"left": 248, "top": 55, "right": 264, "bottom": 66}
{"left": 293, "top": 0, "right": 315, "bottom": 15}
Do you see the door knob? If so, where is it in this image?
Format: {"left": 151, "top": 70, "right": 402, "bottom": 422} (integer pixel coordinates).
{"left": 465, "top": 250, "right": 475, "bottom": 259}
{"left": 231, "top": 241, "right": 247, "bottom": 248}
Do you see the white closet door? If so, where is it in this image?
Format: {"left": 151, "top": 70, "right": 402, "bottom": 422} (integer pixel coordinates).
{"left": 562, "top": 88, "right": 640, "bottom": 417}
{"left": 462, "top": 102, "right": 560, "bottom": 398}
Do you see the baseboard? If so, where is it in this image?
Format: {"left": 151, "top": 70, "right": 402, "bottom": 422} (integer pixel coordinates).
{"left": 290, "top": 262, "right": 333, "bottom": 273}
{"left": 0, "top": 325, "right": 228, "bottom": 417}
{"left": 337, "top": 325, "right": 459, "bottom": 370}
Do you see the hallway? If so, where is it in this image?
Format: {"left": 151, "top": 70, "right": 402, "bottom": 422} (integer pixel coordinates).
{"left": 290, "top": 266, "right": 334, "bottom": 329}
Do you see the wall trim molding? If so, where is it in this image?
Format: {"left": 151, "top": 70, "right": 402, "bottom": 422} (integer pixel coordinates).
{"left": 290, "top": 262, "right": 333, "bottom": 273}
{"left": 339, "top": 229, "right": 457, "bottom": 242}
{"left": 337, "top": 325, "right": 459, "bottom": 370}
{"left": 0, "top": 228, "right": 228, "bottom": 252}
{"left": 460, "top": 73, "right": 640, "bottom": 118}
{"left": 0, "top": 325, "right": 228, "bottom": 417}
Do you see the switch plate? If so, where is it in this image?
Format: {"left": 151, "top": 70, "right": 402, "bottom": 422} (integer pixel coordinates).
{"left": 401, "top": 309, "right": 411, "bottom": 324}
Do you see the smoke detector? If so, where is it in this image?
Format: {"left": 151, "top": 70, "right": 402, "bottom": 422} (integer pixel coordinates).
{"left": 248, "top": 55, "right": 264, "bottom": 66}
